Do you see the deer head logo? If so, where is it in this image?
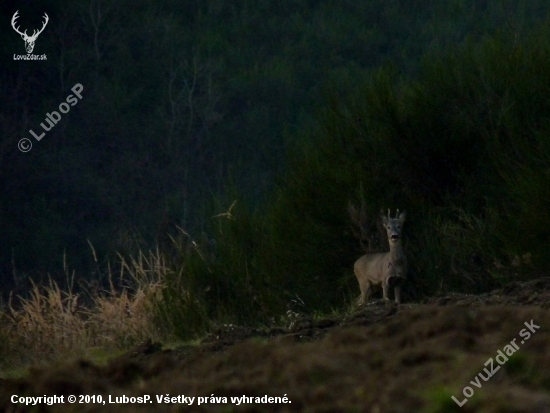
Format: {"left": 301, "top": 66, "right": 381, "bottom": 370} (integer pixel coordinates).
{"left": 11, "top": 11, "right": 49, "bottom": 54}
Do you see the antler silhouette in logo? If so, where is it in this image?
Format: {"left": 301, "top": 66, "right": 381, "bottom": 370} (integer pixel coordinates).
{"left": 11, "top": 11, "right": 49, "bottom": 54}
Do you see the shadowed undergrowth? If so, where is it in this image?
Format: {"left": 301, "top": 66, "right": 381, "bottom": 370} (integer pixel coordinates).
{"left": 3, "top": 22, "right": 550, "bottom": 375}
{"left": 0, "top": 253, "right": 163, "bottom": 374}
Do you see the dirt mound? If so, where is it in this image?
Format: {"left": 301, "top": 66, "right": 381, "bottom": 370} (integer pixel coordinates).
{"left": 2, "top": 278, "right": 550, "bottom": 412}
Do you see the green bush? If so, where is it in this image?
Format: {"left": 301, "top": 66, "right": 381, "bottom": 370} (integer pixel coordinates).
{"left": 259, "top": 27, "right": 550, "bottom": 305}
{"left": 156, "top": 24, "right": 550, "bottom": 338}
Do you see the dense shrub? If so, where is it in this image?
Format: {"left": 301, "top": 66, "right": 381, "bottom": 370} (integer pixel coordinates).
{"left": 157, "top": 25, "right": 550, "bottom": 338}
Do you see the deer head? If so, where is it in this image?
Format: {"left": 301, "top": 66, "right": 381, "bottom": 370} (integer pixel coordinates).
{"left": 12, "top": 11, "right": 49, "bottom": 54}
{"left": 381, "top": 209, "right": 406, "bottom": 244}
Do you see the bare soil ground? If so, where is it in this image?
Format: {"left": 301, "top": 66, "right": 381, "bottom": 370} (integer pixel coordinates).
{"left": 2, "top": 278, "right": 550, "bottom": 413}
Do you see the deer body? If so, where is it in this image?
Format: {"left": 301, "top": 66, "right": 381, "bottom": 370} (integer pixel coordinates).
{"left": 354, "top": 210, "right": 407, "bottom": 305}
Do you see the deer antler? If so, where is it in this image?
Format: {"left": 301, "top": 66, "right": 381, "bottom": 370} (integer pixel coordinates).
{"left": 11, "top": 11, "right": 25, "bottom": 36}
{"left": 11, "top": 11, "right": 49, "bottom": 39}
{"left": 34, "top": 13, "right": 49, "bottom": 38}
{"left": 11, "top": 11, "right": 49, "bottom": 54}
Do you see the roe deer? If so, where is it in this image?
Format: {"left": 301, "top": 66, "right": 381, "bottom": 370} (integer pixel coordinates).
{"left": 354, "top": 209, "right": 407, "bottom": 305}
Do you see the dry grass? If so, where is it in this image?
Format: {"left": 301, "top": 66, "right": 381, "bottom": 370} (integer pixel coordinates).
{"left": 0, "top": 250, "right": 167, "bottom": 374}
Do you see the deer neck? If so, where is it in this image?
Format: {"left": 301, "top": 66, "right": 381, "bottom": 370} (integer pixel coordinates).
{"left": 388, "top": 241, "right": 404, "bottom": 261}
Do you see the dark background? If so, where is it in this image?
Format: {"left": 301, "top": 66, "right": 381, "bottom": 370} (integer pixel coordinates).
{"left": 1, "top": 0, "right": 547, "bottom": 299}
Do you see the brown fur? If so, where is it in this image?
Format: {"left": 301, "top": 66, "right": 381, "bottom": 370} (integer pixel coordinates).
{"left": 354, "top": 210, "right": 407, "bottom": 305}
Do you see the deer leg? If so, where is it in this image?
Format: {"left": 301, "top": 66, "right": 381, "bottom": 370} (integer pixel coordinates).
{"left": 382, "top": 280, "right": 389, "bottom": 300}
{"left": 394, "top": 284, "right": 402, "bottom": 304}
{"left": 356, "top": 284, "right": 365, "bottom": 306}
{"left": 357, "top": 281, "right": 371, "bottom": 306}
{"left": 365, "top": 282, "right": 371, "bottom": 303}
{"left": 355, "top": 268, "right": 363, "bottom": 306}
